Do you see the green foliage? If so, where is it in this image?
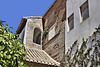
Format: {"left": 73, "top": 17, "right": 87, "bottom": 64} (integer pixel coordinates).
{"left": 0, "top": 20, "right": 6, "bottom": 26}
{"left": 66, "top": 38, "right": 100, "bottom": 67}
{"left": 0, "top": 20, "right": 27, "bottom": 67}
{"left": 42, "top": 28, "right": 49, "bottom": 40}
{"left": 60, "top": 62, "right": 66, "bottom": 67}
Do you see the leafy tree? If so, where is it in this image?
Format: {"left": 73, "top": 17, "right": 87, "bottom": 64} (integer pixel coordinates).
{"left": 0, "top": 20, "right": 27, "bottom": 67}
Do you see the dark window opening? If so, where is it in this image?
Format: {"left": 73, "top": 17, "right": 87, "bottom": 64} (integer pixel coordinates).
{"left": 80, "top": 0, "right": 89, "bottom": 21}
{"left": 68, "top": 13, "right": 74, "bottom": 31}
{"left": 33, "top": 28, "right": 41, "bottom": 45}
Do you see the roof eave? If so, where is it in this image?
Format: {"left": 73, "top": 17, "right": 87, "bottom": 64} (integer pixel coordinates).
{"left": 43, "top": 0, "right": 57, "bottom": 18}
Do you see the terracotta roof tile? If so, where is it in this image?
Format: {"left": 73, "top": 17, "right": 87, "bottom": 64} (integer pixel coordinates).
{"left": 26, "top": 48, "right": 60, "bottom": 66}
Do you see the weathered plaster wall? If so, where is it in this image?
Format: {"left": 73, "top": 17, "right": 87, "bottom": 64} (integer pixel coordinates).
{"left": 65, "top": 28, "right": 100, "bottom": 67}
{"left": 19, "top": 26, "right": 26, "bottom": 44}
{"left": 65, "top": 0, "right": 100, "bottom": 53}
{"left": 23, "top": 17, "right": 43, "bottom": 50}
{"left": 43, "top": 0, "right": 66, "bottom": 62}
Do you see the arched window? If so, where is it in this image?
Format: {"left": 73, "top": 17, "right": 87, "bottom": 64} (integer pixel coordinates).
{"left": 33, "top": 28, "right": 41, "bottom": 45}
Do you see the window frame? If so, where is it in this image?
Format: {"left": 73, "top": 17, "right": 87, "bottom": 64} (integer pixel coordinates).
{"left": 80, "top": 0, "right": 89, "bottom": 22}
{"left": 68, "top": 13, "right": 74, "bottom": 31}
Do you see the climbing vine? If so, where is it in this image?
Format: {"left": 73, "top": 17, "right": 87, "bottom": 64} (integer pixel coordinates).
{"left": 65, "top": 36, "right": 100, "bottom": 67}
{"left": 42, "top": 28, "right": 49, "bottom": 40}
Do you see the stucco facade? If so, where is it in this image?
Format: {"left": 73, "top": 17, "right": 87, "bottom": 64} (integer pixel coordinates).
{"left": 18, "top": 16, "right": 43, "bottom": 49}
{"left": 24, "top": 17, "right": 43, "bottom": 49}
{"left": 65, "top": 0, "right": 100, "bottom": 53}
{"left": 65, "top": 26, "right": 100, "bottom": 67}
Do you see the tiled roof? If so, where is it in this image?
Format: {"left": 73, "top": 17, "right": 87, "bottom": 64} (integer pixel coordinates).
{"left": 26, "top": 48, "right": 60, "bottom": 66}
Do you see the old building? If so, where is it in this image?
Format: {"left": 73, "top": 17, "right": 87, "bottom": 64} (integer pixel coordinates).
{"left": 65, "top": 0, "right": 100, "bottom": 67}
{"left": 16, "top": 16, "right": 60, "bottom": 67}
{"left": 42, "top": 0, "right": 66, "bottom": 62}
{"left": 65, "top": 0, "right": 100, "bottom": 53}
{"left": 16, "top": 0, "right": 100, "bottom": 67}
{"left": 16, "top": 0, "right": 66, "bottom": 67}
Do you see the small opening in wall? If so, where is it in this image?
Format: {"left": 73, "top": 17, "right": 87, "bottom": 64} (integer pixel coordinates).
{"left": 33, "top": 28, "right": 41, "bottom": 45}
{"left": 80, "top": 0, "right": 89, "bottom": 22}
{"left": 68, "top": 13, "right": 74, "bottom": 31}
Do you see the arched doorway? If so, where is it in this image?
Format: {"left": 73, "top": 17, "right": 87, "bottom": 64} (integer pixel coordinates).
{"left": 33, "top": 28, "right": 41, "bottom": 45}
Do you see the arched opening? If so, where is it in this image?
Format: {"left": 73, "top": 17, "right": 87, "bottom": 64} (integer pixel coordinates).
{"left": 33, "top": 28, "right": 41, "bottom": 45}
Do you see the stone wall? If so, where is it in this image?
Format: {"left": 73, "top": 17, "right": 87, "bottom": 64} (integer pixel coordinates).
{"left": 43, "top": 0, "right": 66, "bottom": 62}
{"left": 43, "top": 21, "right": 65, "bottom": 62}
{"left": 24, "top": 17, "right": 43, "bottom": 50}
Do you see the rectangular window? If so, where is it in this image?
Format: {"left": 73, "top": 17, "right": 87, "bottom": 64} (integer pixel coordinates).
{"left": 68, "top": 13, "right": 74, "bottom": 31}
{"left": 80, "top": 0, "right": 89, "bottom": 21}
{"left": 48, "top": 27, "right": 55, "bottom": 40}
